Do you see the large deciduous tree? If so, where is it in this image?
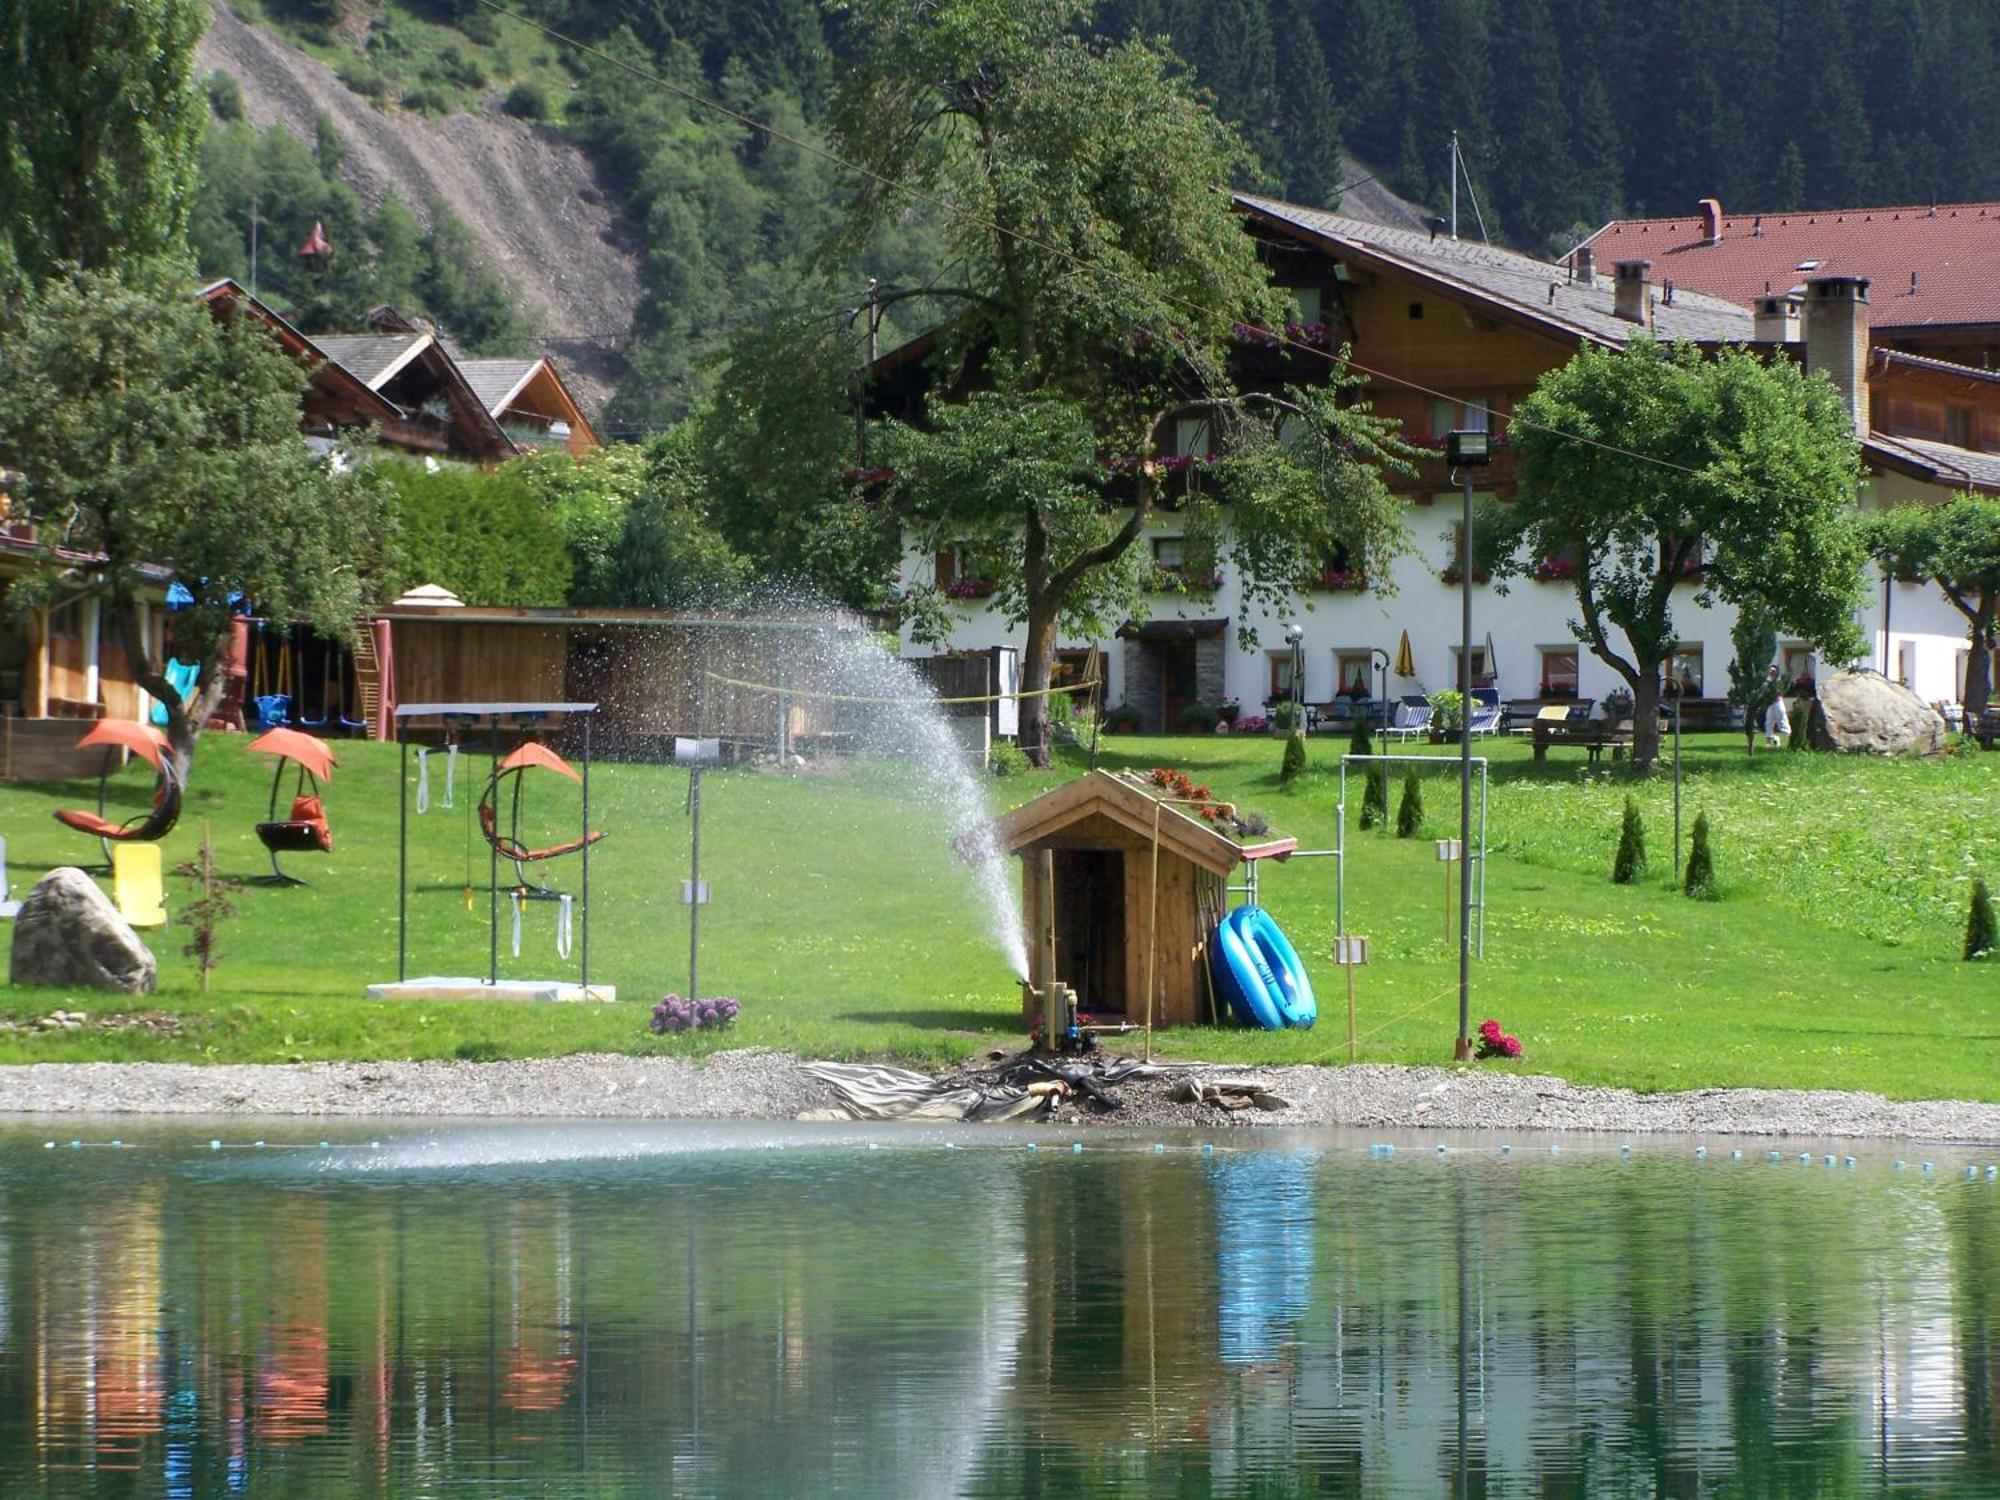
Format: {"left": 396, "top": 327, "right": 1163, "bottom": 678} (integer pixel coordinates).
{"left": 0, "top": 265, "right": 392, "bottom": 780}
{"left": 1495, "top": 338, "right": 1865, "bottom": 768}
{"left": 0, "top": 0, "right": 206, "bottom": 283}
{"left": 725, "top": 0, "right": 1410, "bottom": 762}
{"left": 1866, "top": 494, "right": 2000, "bottom": 722}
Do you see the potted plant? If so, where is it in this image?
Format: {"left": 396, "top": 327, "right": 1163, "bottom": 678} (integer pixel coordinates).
{"left": 1427, "top": 689, "right": 1464, "bottom": 741}
{"left": 1177, "top": 701, "right": 1220, "bottom": 733}
{"left": 1103, "top": 703, "right": 1142, "bottom": 734}
{"left": 1217, "top": 697, "right": 1242, "bottom": 725}
{"left": 1603, "top": 686, "right": 1635, "bottom": 720}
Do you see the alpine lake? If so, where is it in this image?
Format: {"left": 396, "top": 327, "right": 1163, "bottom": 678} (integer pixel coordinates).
{"left": 1, "top": 1119, "right": 1996, "bottom": 1497}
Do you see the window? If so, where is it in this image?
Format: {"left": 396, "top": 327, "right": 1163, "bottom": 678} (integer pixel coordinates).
{"left": 1053, "top": 648, "right": 1106, "bottom": 701}
{"left": 47, "top": 600, "right": 82, "bottom": 640}
{"left": 1539, "top": 647, "right": 1579, "bottom": 699}
{"left": 1268, "top": 651, "right": 1298, "bottom": 699}
{"left": 1430, "top": 397, "right": 1491, "bottom": 439}
{"left": 1408, "top": 301, "right": 1425, "bottom": 320}
{"left": 933, "top": 550, "right": 958, "bottom": 587}
{"left": 1151, "top": 536, "right": 1185, "bottom": 573}
{"left": 1782, "top": 643, "right": 1815, "bottom": 691}
{"left": 1172, "top": 415, "right": 1211, "bottom": 459}
{"left": 1449, "top": 645, "right": 1492, "bottom": 689}
{"left": 1335, "top": 651, "right": 1376, "bottom": 699}
{"left": 1669, "top": 643, "right": 1704, "bottom": 698}
{"left": 1291, "top": 286, "right": 1323, "bottom": 324}
{"left": 1948, "top": 405, "right": 1975, "bottom": 448}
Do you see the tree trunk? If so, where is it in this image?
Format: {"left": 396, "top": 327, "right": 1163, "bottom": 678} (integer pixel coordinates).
{"left": 1964, "top": 610, "right": 1996, "bottom": 720}
{"left": 1019, "top": 599, "right": 1060, "bottom": 769}
{"left": 1629, "top": 668, "right": 1664, "bottom": 770}
{"left": 108, "top": 595, "right": 227, "bottom": 788}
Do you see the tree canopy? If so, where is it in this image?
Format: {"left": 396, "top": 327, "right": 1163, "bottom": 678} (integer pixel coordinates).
{"left": 1496, "top": 338, "right": 1866, "bottom": 767}
{"left": 0, "top": 0, "right": 206, "bottom": 284}
{"left": 0, "top": 265, "right": 393, "bottom": 773}
{"left": 1866, "top": 495, "right": 2000, "bottom": 720}
{"left": 718, "top": 0, "right": 1409, "bottom": 759}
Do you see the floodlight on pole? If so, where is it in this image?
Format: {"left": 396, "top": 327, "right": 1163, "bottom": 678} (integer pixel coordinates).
{"left": 1285, "top": 622, "right": 1305, "bottom": 722}
{"left": 1446, "top": 430, "right": 1488, "bottom": 1063}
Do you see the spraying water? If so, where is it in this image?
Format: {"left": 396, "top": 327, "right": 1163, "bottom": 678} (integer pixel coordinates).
{"left": 816, "top": 624, "right": 1031, "bottom": 980}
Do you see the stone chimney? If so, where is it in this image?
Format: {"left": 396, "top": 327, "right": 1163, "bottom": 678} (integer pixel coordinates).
{"left": 1574, "top": 246, "right": 1595, "bottom": 287}
{"left": 1752, "top": 292, "right": 1801, "bottom": 343}
{"left": 1698, "top": 197, "right": 1723, "bottom": 246}
{"left": 1613, "top": 260, "right": 1652, "bottom": 326}
{"left": 1803, "top": 276, "right": 1872, "bottom": 434}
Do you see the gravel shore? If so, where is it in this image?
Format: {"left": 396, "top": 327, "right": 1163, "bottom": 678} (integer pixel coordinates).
{"left": 2, "top": 1051, "right": 1997, "bottom": 1143}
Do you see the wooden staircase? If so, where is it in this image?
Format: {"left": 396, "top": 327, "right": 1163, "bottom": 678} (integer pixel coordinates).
{"left": 350, "top": 623, "right": 383, "bottom": 735}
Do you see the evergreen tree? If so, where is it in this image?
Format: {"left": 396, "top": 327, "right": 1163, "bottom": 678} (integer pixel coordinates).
{"left": 0, "top": 0, "right": 206, "bottom": 282}
{"left": 1684, "top": 811, "right": 1717, "bottom": 899}
{"left": 1280, "top": 726, "right": 1308, "bottom": 784}
{"left": 1727, "top": 607, "right": 1779, "bottom": 755}
{"left": 1967, "top": 876, "right": 1996, "bottom": 961}
{"left": 1396, "top": 767, "right": 1424, "bottom": 837}
{"left": 1274, "top": 0, "right": 1343, "bottom": 205}
{"left": 1350, "top": 719, "right": 1386, "bottom": 829}
{"left": 1612, "top": 796, "right": 1646, "bottom": 884}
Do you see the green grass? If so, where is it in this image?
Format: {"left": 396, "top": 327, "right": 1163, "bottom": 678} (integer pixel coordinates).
{"left": 0, "top": 728, "right": 1995, "bottom": 1101}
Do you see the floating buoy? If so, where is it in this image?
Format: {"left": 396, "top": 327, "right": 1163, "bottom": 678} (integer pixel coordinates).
{"left": 1768, "top": 1151, "right": 1782, "bottom": 1162}
{"left": 1549, "top": 1145, "right": 1559, "bottom": 1156}
{"left": 1695, "top": 1146, "right": 1707, "bottom": 1159}
{"left": 1071, "top": 1142, "right": 1083, "bottom": 1154}
{"left": 1202, "top": 1143, "right": 1214, "bottom": 1155}
{"left": 1894, "top": 1160, "right": 1907, "bottom": 1171}
{"left": 1921, "top": 1161, "right": 1934, "bottom": 1173}
{"left": 1436, "top": 1144, "right": 1447, "bottom": 1156}
{"left": 1153, "top": 1143, "right": 1165, "bottom": 1153}
{"left": 1500, "top": 1145, "right": 1512, "bottom": 1156}
{"left": 1620, "top": 1144, "right": 1631, "bottom": 1157}
{"left": 1730, "top": 1149, "right": 1742, "bottom": 1161}
{"left": 1844, "top": 1156, "right": 1856, "bottom": 1169}
{"left": 1026, "top": 1142, "right": 1037, "bottom": 1152}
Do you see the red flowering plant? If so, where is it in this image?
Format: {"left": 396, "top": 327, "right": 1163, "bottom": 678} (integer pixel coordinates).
{"left": 1474, "top": 1018, "right": 1523, "bottom": 1060}
{"left": 1146, "top": 766, "right": 1240, "bottom": 828}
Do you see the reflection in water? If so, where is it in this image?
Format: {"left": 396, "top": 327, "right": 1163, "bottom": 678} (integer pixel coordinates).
{"left": 0, "top": 1128, "right": 1994, "bottom": 1496}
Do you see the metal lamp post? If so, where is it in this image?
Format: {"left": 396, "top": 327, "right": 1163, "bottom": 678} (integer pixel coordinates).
{"left": 1446, "top": 428, "right": 1490, "bottom": 1062}
{"left": 1371, "top": 646, "right": 1390, "bottom": 732}
{"left": 1286, "top": 622, "right": 1305, "bottom": 727}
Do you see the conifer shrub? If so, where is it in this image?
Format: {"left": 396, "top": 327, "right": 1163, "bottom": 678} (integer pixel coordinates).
{"left": 1279, "top": 727, "right": 1307, "bottom": 785}
{"left": 1612, "top": 795, "right": 1647, "bottom": 884}
{"left": 1966, "top": 875, "right": 1997, "bottom": 960}
{"left": 1348, "top": 719, "right": 1387, "bottom": 828}
{"left": 1684, "top": 811, "right": 1718, "bottom": 899}
{"left": 1788, "top": 697, "right": 1810, "bottom": 751}
{"left": 1395, "top": 767, "right": 1423, "bottom": 837}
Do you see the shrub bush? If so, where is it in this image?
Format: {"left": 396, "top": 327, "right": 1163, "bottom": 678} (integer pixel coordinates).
{"left": 1684, "top": 810, "right": 1718, "bottom": 899}
{"left": 1349, "top": 719, "right": 1388, "bottom": 829}
{"left": 1271, "top": 700, "right": 1301, "bottom": 733}
{"left": 1177, "top": 701, "right": 1219, "bottom": 732}
{"left": 385, "top": 462, "right": 572, "bottom": 606}
{"left": 1103, "top": 703, "right": 1141, "bottom": 733}
{"left": 1612, "top": 795, "right": 1647, "bottom": 884}
{"left": 207, "top": 69, "right": 244, "bottom": 120}
{"left": 503, "top": 79, "right": 550, "bottom": 120}
{"left": 338, "top": 63, "right": 391, "bottom": 100}
{"left": 1279, "top": 727, "right": 1307, "bottom": 784}
{"left": 401, "top": 83, "right": 455, "bottom": 116}
{"left": 1967, "top": 875, "right": 1996, "bottom": 960}
{"left": 988, "top": 741, "right": 1030, "bottom": 778}
{"left": 1396, "top": 767, "right": 1424, "bottom": 837}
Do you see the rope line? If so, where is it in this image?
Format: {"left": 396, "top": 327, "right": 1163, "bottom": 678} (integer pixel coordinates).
{"left": 701, "top": 669, "right": 1098, "bottom": 707}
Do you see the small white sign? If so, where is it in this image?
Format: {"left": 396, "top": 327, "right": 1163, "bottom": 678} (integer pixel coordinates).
{"left": 680, "top": 880, "right": 710, "bottom": 905}
{"left": 1332, "top": 935, "right": 1370, "bottom": 966}
{"left": 1435, "top": 838, "right": 1464, "bottom": 861}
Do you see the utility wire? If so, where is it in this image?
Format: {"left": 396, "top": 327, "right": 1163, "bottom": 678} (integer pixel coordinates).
{"left": 465, "top": 0, "right": 1777, "bottom": 493}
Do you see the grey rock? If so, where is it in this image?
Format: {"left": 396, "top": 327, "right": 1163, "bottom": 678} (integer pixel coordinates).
{"left": 1808, "top": 670, "right": 1945, "bottom": 756}
{"left": 9, "top": 868, "right": 157, "bottom": 995}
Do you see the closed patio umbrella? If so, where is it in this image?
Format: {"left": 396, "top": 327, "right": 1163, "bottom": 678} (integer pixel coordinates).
{"left": 1393, "top": 630, "right": 1415, "bottom": 679}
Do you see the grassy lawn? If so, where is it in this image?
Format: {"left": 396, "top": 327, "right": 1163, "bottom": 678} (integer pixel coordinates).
{"left": 0, "top": 726, "right": 1995, "bottom": 1101}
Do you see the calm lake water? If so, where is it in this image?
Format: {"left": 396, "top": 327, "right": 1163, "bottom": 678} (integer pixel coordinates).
{"left": 0, "top": 1120, "right": 1995, "bottom": 1498}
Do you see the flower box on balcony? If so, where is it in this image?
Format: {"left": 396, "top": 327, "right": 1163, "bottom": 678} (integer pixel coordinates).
{"left": 944, "top": 578, "right": 996, "bottom": 600}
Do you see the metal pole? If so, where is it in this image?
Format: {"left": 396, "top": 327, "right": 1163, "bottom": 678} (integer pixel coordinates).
{"left": 1145, "top": 799, "right": 1162, "bottom": 1063}
{"left": 398, "top": 729, "right": 408, "bottom": 981}
{"left": 1037, "top": 848, "right": 1058, "bottom": 1052}
{"left": 1346, "top": 964, "right": 1357, "bottom": 1063}
{"left": 1672, "top": 685, "right": 1683, "bottom": 877}
{"left": 580, "top": 714, "right": 591, "bottom": 993}
{"left": 688, "top": 766, "right": 702, "bottom": 1001}
{"left": 489, "top": 731, "right": 500, "bottom": 986}
{"left": 1335, "top": 761, "right": 1347, "bottom": 937}
{"left": 1456, "top": 471, "right": 1474, "bottom": 1061}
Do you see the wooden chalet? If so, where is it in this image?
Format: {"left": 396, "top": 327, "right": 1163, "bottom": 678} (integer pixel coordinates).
{"left": 456, "top": 357, "right": 600, "bottom": 454}
{"left": 988, "top": 771, "right": 1297, "bottom": 1028}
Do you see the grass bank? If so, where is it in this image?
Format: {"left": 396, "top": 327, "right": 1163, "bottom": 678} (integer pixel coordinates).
{"left": 0, "top": 729, "right": 1994, "bottom": 1102}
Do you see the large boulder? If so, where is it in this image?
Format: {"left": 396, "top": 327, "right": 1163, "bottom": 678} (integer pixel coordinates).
{"left": 10, "top": 867, "right": 157, "bottom": 994}
{"left": 1807, "top": 670, "right": 1946, "bottom": 756}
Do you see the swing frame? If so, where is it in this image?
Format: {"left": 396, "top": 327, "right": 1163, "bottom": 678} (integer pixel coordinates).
{"left": 393, "top": 701, "right": 599, "bottom": 993}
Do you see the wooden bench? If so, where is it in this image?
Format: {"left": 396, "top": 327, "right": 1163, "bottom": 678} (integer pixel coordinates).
{"left": 1532, "top": 716, "right": 1634, "bottom": 763}
{"left": 1969, "top": 708, "right": 2000, "bottom": 749}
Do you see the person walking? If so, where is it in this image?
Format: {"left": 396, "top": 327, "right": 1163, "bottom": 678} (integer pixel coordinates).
{"left": 1763, "top": 665, "right": 1791, "bottom": 746}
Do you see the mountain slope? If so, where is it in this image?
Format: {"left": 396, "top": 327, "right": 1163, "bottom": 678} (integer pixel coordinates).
{"left": 198, "top": 1, "right": 638, "bottom": 410}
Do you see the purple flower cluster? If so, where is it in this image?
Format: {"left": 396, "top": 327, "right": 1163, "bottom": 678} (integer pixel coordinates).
{"left": 650, "top": 994, "right": 741, "bottom": 1034}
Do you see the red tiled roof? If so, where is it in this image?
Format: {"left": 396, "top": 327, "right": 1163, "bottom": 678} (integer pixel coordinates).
{"left": 1579, "top": 201, "right": 2000, "bottom": 330}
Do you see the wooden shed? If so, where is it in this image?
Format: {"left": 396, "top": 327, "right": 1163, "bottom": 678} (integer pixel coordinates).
{"left": 989, "top": 771, "right": 1297, "bottom": 1028}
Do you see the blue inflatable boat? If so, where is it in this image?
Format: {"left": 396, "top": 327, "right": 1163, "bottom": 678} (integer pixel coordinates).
{"left": 1210, "top": 905, "right": 1317, "bottom": 1029}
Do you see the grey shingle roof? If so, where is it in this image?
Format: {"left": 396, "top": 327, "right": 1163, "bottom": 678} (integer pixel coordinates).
{"left": 1870, "top": 434, "right": 2000, "bottom": 493}
{"left": 455, "top": 358, "right": 543, "bottom": 415}
{"left": 313, "top": 333, "right": 428, "bottom": 389}
{"left": 1237, "top": 194, "right": 1757, "bottom": 347}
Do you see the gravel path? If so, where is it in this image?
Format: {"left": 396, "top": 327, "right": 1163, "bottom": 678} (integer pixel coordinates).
{"left": 2, "top": 1052, "right": 1997, "bottom": 1143}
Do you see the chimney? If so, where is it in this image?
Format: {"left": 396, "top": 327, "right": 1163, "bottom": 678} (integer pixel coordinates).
{"left": 1613, "top": 259, "right": 1652, "bottom": 326}
{"left": 1752, "top": 292, "right": 1801, "bottom": 343}
{"left": 1803, "top": 276, "right": 1871, "bottom": 434}
{"left": 1574, "top": 245, "right": 1596, "bottom": 287}
{"left": 1698, "top": 197, "right": 1723, "bottom": 246}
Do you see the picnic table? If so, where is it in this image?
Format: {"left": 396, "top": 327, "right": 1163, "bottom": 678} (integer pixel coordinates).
{"left": 1532, "top": 712, "right": 1634, "bottom": 763}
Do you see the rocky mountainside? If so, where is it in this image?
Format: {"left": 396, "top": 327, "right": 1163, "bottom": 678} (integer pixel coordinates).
{"left": 198, "top": 2, "right": 638, "bottom": 411}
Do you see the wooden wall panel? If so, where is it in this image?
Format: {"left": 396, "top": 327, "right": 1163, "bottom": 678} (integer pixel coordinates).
{"left": 393, "top": 621, "right": 568, "bottom": 708}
